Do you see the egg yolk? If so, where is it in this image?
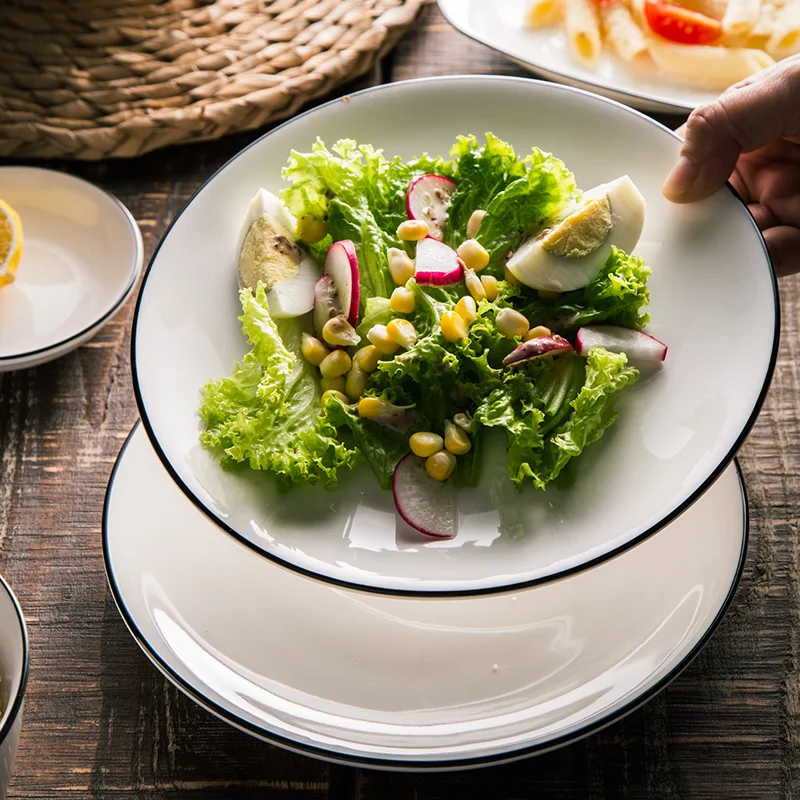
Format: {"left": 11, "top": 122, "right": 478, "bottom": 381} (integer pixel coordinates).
{"left": 540, "top": 196, "right": 612, "bottom": 259}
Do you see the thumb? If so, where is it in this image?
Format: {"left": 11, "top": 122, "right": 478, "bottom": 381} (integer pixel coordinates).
{"left": 662, "top": 56, "right": 800, "bottom": 203}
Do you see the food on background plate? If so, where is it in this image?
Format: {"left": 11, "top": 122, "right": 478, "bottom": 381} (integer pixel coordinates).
{"left": 199, "top": 134, "right": 666, "bottom": 539}
{"left": 525, "top": 0, "right": 796, "bottom": 89}
{"left": 0, "top": 199, "right": 23, "bottom": 290}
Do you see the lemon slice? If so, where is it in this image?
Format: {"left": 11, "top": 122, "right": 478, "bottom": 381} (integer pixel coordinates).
{"left": 0, "top": 199, "right": 23, "bottom": 290}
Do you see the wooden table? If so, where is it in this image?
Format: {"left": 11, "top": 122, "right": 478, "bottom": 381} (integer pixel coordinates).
{"left": 1, "top": 6, "right": 798, "bottom": 798}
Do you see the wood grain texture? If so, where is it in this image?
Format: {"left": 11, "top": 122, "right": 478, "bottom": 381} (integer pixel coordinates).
{"left": 1, "top": 5, "right": 798, "bottom": 798}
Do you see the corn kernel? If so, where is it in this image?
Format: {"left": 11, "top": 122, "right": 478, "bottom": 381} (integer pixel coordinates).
{"left": 481, "top": 275, "right": 498, "bottom": 302}
{"left": 425, "top": 450, "right": 456, "bottom": 481}
{"left": 390, "top": 286, "right": 416, "bottom": 314}
{"left": 538, "top": 289, "right": 561, "bottom": 300}
{"left": 321, "top": 389, "right": 350, "bottom": 407}
{"left": 301, "top": 333, "right": 330, "bottom": 366}
{"left": 322, "top": 315, "right": 360, "bottom": 347}
{"left": 524, "top": 325, "right": 552, "bottom": 341}
{"left": 453, "top": 412, "right": 472, "bottom": 431}
{"left": 387, "top": 247, "right": 416, "bottom": 285}
{"left": 444, "top": 420, "right": 471, "bottom": 455}
{"left": 397, "top": 220, "right": 429, "bottom": 241}
{"left": 467, "top": 209, "right": 487, "bottom": 239}
{"left": 440, "top": 310, "right": 469, "bottom": 343}
{"left": 457, "top": 239, "right": 490, "bottom": 272}
{"left": 296, "top": 216, "right": 327, "bottom": 244}
{"left": 319, "top": 349, "right": 352, "bottom": 379}
{"left": 345, "top": 366, "right": 368, "bottom": 401}
{"left": 367, "top": 324, "right": 400, "bottom": 355}
{"left": 358, "top": 396, "right": 388, "bottom": 419}
{"left": 504, "top": 265, "right": 520, "bottom": 286}
{"left": 455, "top": 295, "right": 477, "bottom": 324}
{"left": 409, "top": 432, "right": 444, "bottom": 458}
{"left": 321, "top": 376, "right": 347, "bottom": 394}
{"left": 496, "top": 308, "right": 530, "bottom": 339}
{"left": 464, "top": 268, "right": 487, "bottom": 302}
{"left": 353, "top": 345, "right": 380, "bottom": 373}
{"left": 386, "top": 318, "right": 417, "bottom": 349}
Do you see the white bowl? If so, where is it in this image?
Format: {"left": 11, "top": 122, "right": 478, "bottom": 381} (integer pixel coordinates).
{"left": 0, "top": 167, "right": 143, "bottom": 372}
{"left": 132, "top": 76, "right": 778, "bottom": 595}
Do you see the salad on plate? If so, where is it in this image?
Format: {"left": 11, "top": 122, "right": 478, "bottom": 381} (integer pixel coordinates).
{"left": 198, "top": 134, "right": 666, "bottom": 539}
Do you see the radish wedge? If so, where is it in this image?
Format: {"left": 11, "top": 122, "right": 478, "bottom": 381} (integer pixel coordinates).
{"left": 406, "top": 174, "right": 457, "bottom": 241}
{"left": 576, "top": 325, "right": 667, "bottom": 363}
{"left": 414, "top": 238, "right": 463, "bottom": 285}
{"left": 324, "top": 240, "right": 360, "bottom": 327}
{"left": 313, "top": 275, "right": 342, "bottom": 337}
{"left": 392, "top": 453, "right": 458, "bottom": 540}
{"left": 503, "top": 335, "right": 574, "bottom": 366}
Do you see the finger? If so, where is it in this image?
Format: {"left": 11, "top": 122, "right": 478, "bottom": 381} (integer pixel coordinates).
{"left": 662, "top": 56, "right": 800, "bottom": 203}
{"left": 762, "top": 225, "right": 800, "bottom": 277}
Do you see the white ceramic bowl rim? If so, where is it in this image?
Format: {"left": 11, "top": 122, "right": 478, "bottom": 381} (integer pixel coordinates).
{"left": 0, "top": 167, "right": 143, "bottom": 364}
{"left": 0, "top": 574, "right": 28, "bottom": 750}
{"left": 130, "top": 75, "right": 779, "bottom": 598}
{"left": 103, "top": 423, "right": 749, "bottom": 770}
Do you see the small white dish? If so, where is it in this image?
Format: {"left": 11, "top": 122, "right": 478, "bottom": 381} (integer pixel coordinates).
{"left": 0, "top": 167, "right": 143, "bottom": 372}
{"left": 132, "top": 76, "right": 776, "bottom": 595}
{"left": 438, "top": 0, "right": 721, "bottom": 114}
{"left": 104, "top": 423, "right": 747, "bottom": 769}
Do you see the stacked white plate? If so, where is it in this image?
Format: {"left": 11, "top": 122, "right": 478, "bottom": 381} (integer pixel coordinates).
{"left": 105, "top": 76, "right": 779, "bottom": 769}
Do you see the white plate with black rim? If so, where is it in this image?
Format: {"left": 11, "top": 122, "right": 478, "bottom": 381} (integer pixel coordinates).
{"left": 0, "top": 167, "right": 143, "bottom": 372}
{"left": 104, "top": 423, "right": 748, "bottom": 769}
{"left": 131, "top": 75, "right": 777, "bottom": 596}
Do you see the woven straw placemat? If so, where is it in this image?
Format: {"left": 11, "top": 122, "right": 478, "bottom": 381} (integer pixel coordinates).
{"left": 0, "top": 0, "right": 430, "bottom": 160}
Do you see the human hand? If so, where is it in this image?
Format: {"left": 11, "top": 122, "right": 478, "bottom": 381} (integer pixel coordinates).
{"left": 662, "top": 55, "right": 800, "bottom": 277}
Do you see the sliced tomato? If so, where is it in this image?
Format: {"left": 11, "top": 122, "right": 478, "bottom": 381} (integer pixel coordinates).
{"left": 644, "top": 0, "right": 722, "bottom": 45}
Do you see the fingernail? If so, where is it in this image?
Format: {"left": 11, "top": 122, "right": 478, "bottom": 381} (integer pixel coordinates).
{"left": 662, "top": 155, "right": 700, "bottom": 201}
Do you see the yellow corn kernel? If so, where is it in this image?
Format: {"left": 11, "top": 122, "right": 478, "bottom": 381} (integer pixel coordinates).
{"left": 455, "top": 295, "right": 477, "bottom": 324}
{"left": 538, "top": 289, "right": 561, "bottom": 300}
{"left": 301, "top": 332, "right": 330, "bottom": 366}
{"left": 457, "top": 238, "right": 490, "bottom": 272}
{"left": 367, "top": 324, "right": 400, "bottom": 355}
{"left": 409, "top": 432, "right": 444, "bottom": 458}
{"left": 440, "top": 310, "right": 469, "bottom": 343}
{"left": 524, "top": 325, "right": 552, "bottom": 341}
{"left": 322, "top": 315, "right": 360, "bottom": 347}
{"left": 390, "top": 286, "right": 416, "bottom": 314}
{"left": 321, "top": 389, "right": 350, "bottom": 407}
{"left": 345, "top": 366, "right": 368, "bottom": 401}
{"left": 397, "top": 220, "right": 429, "bottom": 241}
{"left": 444, "top": 420, "right": 471, "bottom": 455}
{"left": 321, "top": 376, "right": 347, "bottom": 394}
{"left": 425, "top": 450, "right": 456, "bottom": 481}
{"left": 481, "top": 275, "right": 498, "bottom": 302}
{"left": 496, "top": 308, "right": 530, "bottom": 339}
{"left": 386, "top": 318, "right": 417, "bottom": 349}
{"left": 296, "top": 216, "right": 327, "bottom": 244}
{"left": 358, "top": 396, "right": 388, "bottom": 419}
{"left": 353, "top": 345, "right": 380, "bottom": 373}
{"left": 319, "top": 349, "right": 352, "bottom": 379}
{"left": 504, "top": 265, "right": 519, "bottom": 286}
{"left": 387, "top": 247, "right": 416, "bottom": 285}
{"left": 464, "top": 268, "right": 487, "bottom": 302}
{"left": 467, "top": 209, "right": 487, "bottom": 239}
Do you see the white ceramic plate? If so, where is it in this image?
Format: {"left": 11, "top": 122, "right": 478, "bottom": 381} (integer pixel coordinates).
{"left": 438, "top": 0, "right": 724, "bottom": 114}
{"left": 0, "top": 167, "right": 143, "bottom": 372}
{"left": 132, "top": 76, "right": 776, "bottom": 595}
{"left": 104, "top": 423, "right": 747, "bottom": 769}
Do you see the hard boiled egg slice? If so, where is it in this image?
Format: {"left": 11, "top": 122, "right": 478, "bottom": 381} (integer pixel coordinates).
{"left": 506, "top": 176, "right": 645, "bottom": 293}
{"left": 236, "top": 189, "right": 321, "bottom": 319}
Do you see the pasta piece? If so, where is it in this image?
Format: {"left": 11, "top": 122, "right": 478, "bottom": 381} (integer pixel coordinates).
{"left": 722, "top": 0, "right": 761, "bottom": 35}
{"left": 766, "top": 3, "right": 800, "bottom": 55}
{"left": 563, "top": 0, "right": 603, "bottom": 62}
{"left": 679, "top": 0, "right": 728, "bottom": 20}
{"left": 526, "top": 0, "right": 565, "bottom": 27}
{"left": 601, "top": 0, "right": 649, "bottom": 60}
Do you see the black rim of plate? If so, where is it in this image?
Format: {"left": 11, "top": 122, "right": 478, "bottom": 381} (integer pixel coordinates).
{"left": 102, "top": 422, "right": 750, "bottom": 771}
{"left": 0, "top": 166, "right": 143, "bottom": 366}
{"left": 0, "top": 574, "right": 29, "bottom": 752}
{"left": 130, "top": 74, "right": 780, "bottom": 598}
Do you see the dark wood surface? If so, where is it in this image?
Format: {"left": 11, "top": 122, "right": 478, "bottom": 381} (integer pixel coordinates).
{"left": 1, "top": 5, "right": 798, "bottom": 798}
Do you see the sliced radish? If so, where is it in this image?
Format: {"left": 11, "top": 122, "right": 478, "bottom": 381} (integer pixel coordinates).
{"left": 323, "top": 240, "right": 360, "bottom": 327}
{"left": 414, "top": 238, "right": 463, "bottom": 285}
{"left": 406, "top": 174, "right": 457, "bottom": 241}
{"left": 503, "top": 335, "right": 574, "bottom": 367}
{"left": 576, "top": 325, "right": 667, "bottom": 363}
{"left": 313, "top": 275, "right": 342, "bottom": 337}
{"left": 392, "top": 453, "right": 458, "bottom": 540}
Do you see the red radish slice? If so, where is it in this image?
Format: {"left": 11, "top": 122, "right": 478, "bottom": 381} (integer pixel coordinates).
{"left": 414, "top": 238, "right": 463, "bottom": 285}
{"left": 576, "top": 325, "right": 668, "bottom": 363}
{"left": 313, "top": 275, "right": 342, "bottom": 337}
{"left": 406, "top": 174, "right": 457, "bottom": 241}
{"left": 392, "top": 453, "right": 458, "bottom": 540}
{"left": 323, "top": 240, "right": 360, "bottom": 327}
{"left": 503, "top": 335, "right": 574, "bottom": 366}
